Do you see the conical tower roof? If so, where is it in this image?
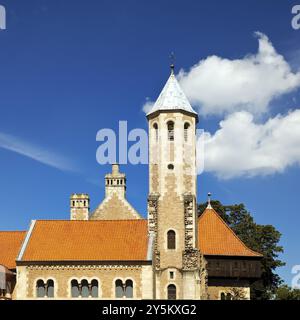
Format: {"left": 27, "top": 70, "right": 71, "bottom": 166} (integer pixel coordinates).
{"left": 147, "top": 67, "right": 198, "bottom": 120}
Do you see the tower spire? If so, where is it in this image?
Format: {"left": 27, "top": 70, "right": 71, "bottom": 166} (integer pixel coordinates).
{"left": 207, "top": 192, "right": 212, "bottom": 209}
{"left": 146, "top": 55, "right": 198, "bottom": 119}
{"left": 170, "top": 52, "right": 175, "bottom": 75}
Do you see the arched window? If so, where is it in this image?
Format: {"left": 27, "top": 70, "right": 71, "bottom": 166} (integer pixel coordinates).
{"left": 36, "top": 280, "right": 45, "bottom": 298}
{"left": 125, "top": 280, "right": 133, "bottom": 298}
{"left": 46, "top": 280, "right": 54, "bottom": 298}
{"left": 167, "top": 121, "right": 174, "bottom": 141}
{"left": 81, "top": 279, "right": 89, "bottom": 298}
{"left": 71, "top": 280, "right": 80, "bottom": 298}
{"left": 153, "top": 123, "right": 158, "bottom": 142}
{"left": 184, "top": 122, "right": 190, "bottom": 142}
{"left": 91, "top": 279, "right": 98, "bottom": 298}
{"left": 167, "top": 230, "right": 176, "bottom": 250}
{"left": 226, "top": 293, "right": 233, "bottom": 300}
{"left": 115, "top": 279, "right": 124, "bottom": 298}
{"left": 167, "top": 284, "right": 176, "bottom": 300}
{"left": 220, "top": 292, "right": 226, "bottom": 300}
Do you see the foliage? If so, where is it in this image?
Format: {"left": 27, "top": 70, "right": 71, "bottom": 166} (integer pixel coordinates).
{"left": 198, "top": 200, "right": 285, "bottom": 300}
{"left": 274, "top": 285, "right": 300, "bottom": 300}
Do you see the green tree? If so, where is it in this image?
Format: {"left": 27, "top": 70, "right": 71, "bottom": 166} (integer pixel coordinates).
{"left": 198, "top": 200, "right": 285, "bottom": 300}
{"left": 275, "top": 285, "right": 300, "bottom": 300}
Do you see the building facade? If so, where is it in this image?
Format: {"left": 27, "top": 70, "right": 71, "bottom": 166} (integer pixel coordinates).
{"left": 0, "top": 67, "right": 262, "bottom": 300}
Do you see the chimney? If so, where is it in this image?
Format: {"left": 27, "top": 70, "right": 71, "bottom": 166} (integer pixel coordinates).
{"left": 105, "top": 164, "right": 126, "bottom": 198}
{"left": 70, "top": 193, "right": 90, "bottom": 220}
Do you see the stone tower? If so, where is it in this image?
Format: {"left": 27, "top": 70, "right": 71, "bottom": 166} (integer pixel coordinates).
{"left": 147, "top": 65, "right": 200, "bottom": 299}
{"left": 70, "top": 193, "right": 90, "bottom": 220}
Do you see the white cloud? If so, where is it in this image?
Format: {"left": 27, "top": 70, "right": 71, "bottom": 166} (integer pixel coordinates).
{"left": 0, "top": 132, "right": 77, "bottom": 172}
{"left": 200, "top": 109, "right": 300, "bottom": 179}
{"left": 178, "top": 32, "right": 300, "bottom": 116}
{"left": 142, "top": 99, "right": 154, "bottom": 114}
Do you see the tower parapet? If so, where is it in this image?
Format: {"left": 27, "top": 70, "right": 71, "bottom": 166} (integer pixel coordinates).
{"left": 105, "top": 164, "right": 126, "bottom": 198}
{"left": 70, "top": 193, "right": 90, "bottom": 220}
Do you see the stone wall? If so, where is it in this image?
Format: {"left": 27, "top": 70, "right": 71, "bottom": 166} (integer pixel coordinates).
{"left": 16, "top": 264, "right": 153, "bottom": 300}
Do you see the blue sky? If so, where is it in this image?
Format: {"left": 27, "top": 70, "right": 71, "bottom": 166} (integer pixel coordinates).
{"left": 0, "top": 0, "right": 299, "bottom": 285}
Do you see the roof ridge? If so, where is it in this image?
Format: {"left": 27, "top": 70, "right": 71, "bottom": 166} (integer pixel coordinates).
{"left": 0, "top": 230, "right": 26, "bottom": 233}
{"left": 200, "top": 208, "right": 262, "bottom": 257}
{"left": 35, "top": 219, "right": 147, "bottom": 222}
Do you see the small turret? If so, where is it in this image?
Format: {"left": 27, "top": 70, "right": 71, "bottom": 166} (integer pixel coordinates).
{"left": 70, "top": 193, "right": 90, "bottom": 220}
{"left": 105, "top": 164, "right": 126, "bottom": 198}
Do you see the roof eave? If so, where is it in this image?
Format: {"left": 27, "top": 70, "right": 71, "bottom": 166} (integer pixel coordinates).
{"left": 16, "top": 260, "right": 152, "bottom": 266}
{"left": 203, "top": 254, "right": 263, "bottom": 259}
{"left": 147, "top": 109, "right": 199, "bottom": 123}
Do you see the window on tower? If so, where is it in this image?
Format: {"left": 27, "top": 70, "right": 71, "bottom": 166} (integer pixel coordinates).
{"left": 184, "top": 122, "right": 190, "bottom": 142}
{"left": 167, "top": 121, "right": 174, "bottom": 141}
{"left": 153, "top": 123, "right": 158, "bottom": 142}
{"left": 167, "top": 284, "right": 177, "bottom": 300}
{"left": 167, "top": 163, "right": 174, "bottom": 170}
{"left": 167, "top": 230, "right": 176, "bottom": 249}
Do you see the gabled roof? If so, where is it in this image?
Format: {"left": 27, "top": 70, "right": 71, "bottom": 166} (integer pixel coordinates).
{"left": 18, "top": 220, "right": 149, "bottom": 263}
{"left": 0, "top": 231, "right": 26, "bottom": 269}
{"left": 198, "top": 207, "right": 262, "bottom": 257}
{"left": 146, "top": 71, "right": 198, "bottom": 118}
{"left": 91, "top": 193, "right": 141, "bottom": 220}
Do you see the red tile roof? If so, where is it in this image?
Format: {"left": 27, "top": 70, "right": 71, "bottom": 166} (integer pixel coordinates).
{"left": 20, "top": 220, "right": 149, "bottom": 262}
{"left": 0, "top": 231, "right": 26, "bottom": 269}
{"left": 1, "top": 208, "right": 262, "bottom": 266}
{"left": 198, "top": 208, "right": 262, "bottom": 257}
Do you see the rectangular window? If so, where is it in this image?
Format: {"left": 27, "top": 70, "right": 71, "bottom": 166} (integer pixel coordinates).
{"left": 184, "top": 129, "right": 188, "bottom": 142}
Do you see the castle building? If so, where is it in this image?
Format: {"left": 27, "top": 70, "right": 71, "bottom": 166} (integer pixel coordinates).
{"left": 0, "top": 67, "right": 262, "bottom": 300}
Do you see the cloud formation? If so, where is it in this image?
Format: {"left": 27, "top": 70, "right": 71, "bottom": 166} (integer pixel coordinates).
{"left": 178, "top": 32, "right": 300, "bottom": 116}
{"left": 0, "top": 132, "right": 76, "bottom": 172}
{"left": 200, "top": 109, "right": 300, "bottom": 179}
{"left": 142, "top": 100, "right": 154, "bottom": 114}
